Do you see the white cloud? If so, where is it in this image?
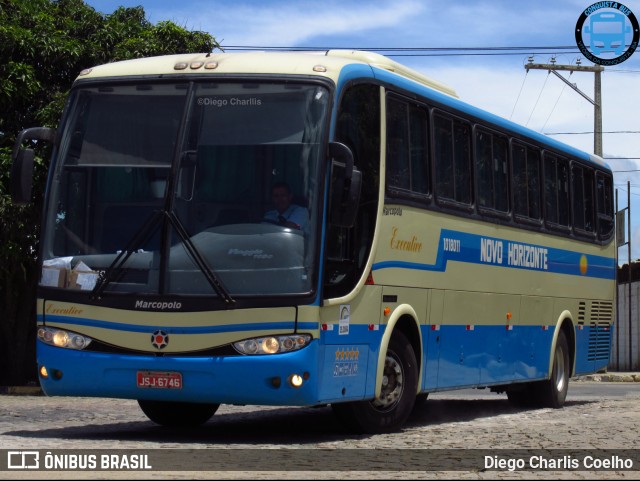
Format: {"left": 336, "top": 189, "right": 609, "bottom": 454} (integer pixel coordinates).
{"left": 152, "top": 0, "right": 426, "bottom": 47}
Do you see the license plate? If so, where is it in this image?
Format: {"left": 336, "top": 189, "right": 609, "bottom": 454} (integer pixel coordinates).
{"left": 136, "top": 371, "right": 182, "bottom": 389}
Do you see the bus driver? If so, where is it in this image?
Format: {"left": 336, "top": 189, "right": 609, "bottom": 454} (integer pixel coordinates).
{"left": 262, "top": 182, "right": 309, "bottom": 231}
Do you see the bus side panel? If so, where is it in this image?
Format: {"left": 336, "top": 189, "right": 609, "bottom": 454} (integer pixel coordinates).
{"left": 423, "top": 289, "right": 444, "bottom": 390}
{"left": 574, "top": 323, "right": 613, "bottom": 375}
{"left": 317, "top": 286, "right": 383, "bottom": 403}
{"left": 316, "top": 337, "right": 374, "bottom": 403}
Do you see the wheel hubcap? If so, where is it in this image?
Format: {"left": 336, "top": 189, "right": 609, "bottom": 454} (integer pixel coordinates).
{"left": 554, "top": 344, "right": 566, "bottom": 393}
{"left": 372, "top": 352, "right": 404, "bottom": 412}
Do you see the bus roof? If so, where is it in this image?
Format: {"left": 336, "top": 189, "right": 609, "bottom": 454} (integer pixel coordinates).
{"left": 75, "top": 50, "right": 458, "bottom": 97}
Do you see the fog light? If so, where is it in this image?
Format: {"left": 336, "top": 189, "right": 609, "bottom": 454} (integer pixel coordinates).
{"left": 289, "top": 374, "right": 303, "bottom": 388}
{"left": 39, "top": 366, "right": 48, "bottom": 379}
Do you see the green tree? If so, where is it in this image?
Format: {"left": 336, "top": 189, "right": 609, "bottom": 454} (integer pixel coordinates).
{"left": 0, "top": 0, "right": 218, "bottom": 385}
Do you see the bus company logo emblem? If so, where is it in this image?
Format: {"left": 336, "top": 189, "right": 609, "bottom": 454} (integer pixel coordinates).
{"left": 151, "top": 330, "right": 169, "bottom": 349}
{"left": 575, "top": 2, "right": 639, "bottom": 65}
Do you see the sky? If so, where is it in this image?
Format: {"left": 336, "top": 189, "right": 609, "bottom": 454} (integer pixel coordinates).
{"left": 85, "top": 0, "right": 640, "bottom": 262}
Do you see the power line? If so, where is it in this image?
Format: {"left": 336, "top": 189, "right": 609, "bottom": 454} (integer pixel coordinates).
{"left": 541, "top": 81, "right": 567, "bottom": 133}
{"left": 526, "top": 71, "right": 550, "bottom": 127}
{"left": 220, "top": 45, "right": 583, "bottom": 57}
{"left": 217, "top": 46, "right": 640, "bottom": 63}
{"left": 221, "top": 45, "right": 579, "bottom": 51}
{"left": 510, "top": 69, "right": 528, "bottom": 120}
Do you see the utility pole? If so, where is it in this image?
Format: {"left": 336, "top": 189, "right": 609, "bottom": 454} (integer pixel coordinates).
{"left": 525, "top": 58, "right": 604, "bottom": 157}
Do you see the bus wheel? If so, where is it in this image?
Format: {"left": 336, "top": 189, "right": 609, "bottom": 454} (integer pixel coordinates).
{"left": 332, "top": 331, "right": 417, "bottom": 433}
{"left": 537, "top": 330, "right": 570, "bottom": 408}
{"left": 138, "top": 400, "right": 219, "bottom": 427}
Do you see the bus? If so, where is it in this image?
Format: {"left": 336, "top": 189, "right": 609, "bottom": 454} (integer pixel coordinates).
{"left": 12, "top": 50, "right": 615, "bottom": 433}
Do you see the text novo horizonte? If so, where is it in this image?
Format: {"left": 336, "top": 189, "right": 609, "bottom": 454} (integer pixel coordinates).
{"left": 480, "top": 238, "right": 548, "bottom": 270}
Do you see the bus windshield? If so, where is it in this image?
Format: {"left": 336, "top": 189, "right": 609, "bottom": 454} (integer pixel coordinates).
{"left": 41, "top": 81, "right": 329, "bottom": 299}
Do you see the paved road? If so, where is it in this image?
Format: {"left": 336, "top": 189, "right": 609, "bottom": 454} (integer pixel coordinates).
{"left": 1, "top": 382, "right": 639, "bottom": 479}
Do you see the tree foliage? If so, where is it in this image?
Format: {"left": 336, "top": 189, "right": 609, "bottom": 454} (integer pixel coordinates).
{"left": 0, "top": 0, "right": 218, "bottom": 385}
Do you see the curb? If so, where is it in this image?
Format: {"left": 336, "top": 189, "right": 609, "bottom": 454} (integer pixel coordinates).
{"left": 574, "top": 373, "right": 640, "bottom": 382}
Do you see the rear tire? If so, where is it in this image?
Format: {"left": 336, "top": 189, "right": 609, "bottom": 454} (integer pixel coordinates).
{"left": 332, "top": 331, "right": 418, "bottom": 433}
{"left": 138, "top": 400, "right": 219, "bottom": 427}
{"left": 506, "top": 330, "right": 570, "bottom": 408}
{"left": 536, "top": 330, "right": 570, "bottom": 408}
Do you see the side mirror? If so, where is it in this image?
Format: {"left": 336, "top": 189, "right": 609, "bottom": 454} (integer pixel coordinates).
{"left": 328, "top": 142, "right": 362, "bottom": 227}
{"left": 11, "top": 148, "right": 35, "bottom": 204}
{"left": 11, "top": 127, "right": 56, "bottom": 204}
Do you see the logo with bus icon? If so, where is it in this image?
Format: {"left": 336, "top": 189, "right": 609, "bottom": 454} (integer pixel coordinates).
{"left": 575, "top": 2, "right": 639, "bottom": 65}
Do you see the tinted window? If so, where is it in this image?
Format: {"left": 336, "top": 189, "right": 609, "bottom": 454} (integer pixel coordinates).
{"left": 544, "top": 153, "right": 570, "bottom": 227}
{"left": 386, "top": 96, "right": 429, "bottom": 196}
{"left": 512, "top": 143, "right": 541, "bottom": 220}
{"left": 476, "top": 128, "right": 509, "bottom": 212}
{"left": 433, "top": 112, "right": 471, "bottom": 204}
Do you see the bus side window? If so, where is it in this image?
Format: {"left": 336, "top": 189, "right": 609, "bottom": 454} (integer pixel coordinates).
{"left": 572, "top": 164, "right": 595, "bottom": 235}
{"left": 433, "top": 112, "right": 471, "bottom": 206}
{"left": 512, "top": 142, "right": 542, "bottom": 222}
{"left": 544, "top": 153, "right": 570, "bottom": 229}
{"left": 596, "top": 172, "right": 614, "bottom": 240}
{"left": 386, "top": 95, "right": 429, "bottom": 198}
{"left": 475, "top": 128, "right": 509, "bottom": 213}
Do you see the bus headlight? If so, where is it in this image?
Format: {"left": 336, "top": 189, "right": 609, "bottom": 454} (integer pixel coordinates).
{"left": 233, "top": 334, "right": 311, "bottom": 355}
{"left": 38, "top": 327, "right": 92, "bottom": 350}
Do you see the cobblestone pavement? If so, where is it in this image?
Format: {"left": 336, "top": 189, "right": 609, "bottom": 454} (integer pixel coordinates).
{"left": 1, "top": 382, "right": 639, "bottom": 479}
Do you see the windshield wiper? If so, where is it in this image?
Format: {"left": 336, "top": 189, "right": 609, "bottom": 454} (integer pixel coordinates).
{"left": 91, "top": 209, "right": 161, "bottom": 300}
{"left": 166, "top": 210, "right": 235, "bottom": 307}
{"left": 91, "top": 209, "right": 235, "bottom": 307}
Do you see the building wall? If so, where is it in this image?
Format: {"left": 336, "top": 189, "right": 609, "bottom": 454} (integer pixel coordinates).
{"left": 612, "top": 281, "right": 640, "bottom": 371}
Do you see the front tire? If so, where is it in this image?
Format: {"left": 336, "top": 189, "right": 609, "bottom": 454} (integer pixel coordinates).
{"left": 332, "top": 331, "right": 418, "bottom": 433}
{"left": 138, "top": 400, "right": 219, "bottom": 427}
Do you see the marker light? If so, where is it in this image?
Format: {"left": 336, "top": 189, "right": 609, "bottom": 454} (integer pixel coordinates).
{"left": 38, "top": 327, "right": 92, "bottom": 350}
{"left": 39, "top": 366, "right": 48, "bottom": 378}
{"left": 233, "top": 334, "right": 311, "bottom": 355}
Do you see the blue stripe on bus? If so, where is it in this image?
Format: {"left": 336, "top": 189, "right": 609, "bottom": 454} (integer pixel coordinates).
{"left": 40, "top": 315, "right": 318, "bottom": 334}
{"left": 373, "top": 229, "right": 615, "bottom": 280}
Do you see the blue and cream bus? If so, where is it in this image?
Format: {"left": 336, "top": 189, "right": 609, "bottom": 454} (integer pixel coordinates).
{"left": 12, "top": 50, "right": 615, "bottom": 433}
